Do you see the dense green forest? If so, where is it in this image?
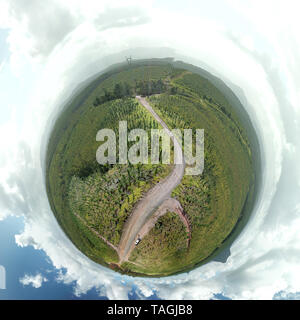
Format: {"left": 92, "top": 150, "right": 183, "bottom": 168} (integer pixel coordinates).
{"left": 92, "top": 79, "right": 166, "bottom": 106}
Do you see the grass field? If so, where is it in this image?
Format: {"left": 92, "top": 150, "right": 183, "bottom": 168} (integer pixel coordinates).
{"left": 46, "top": 59, "right": 258, "bottom": 276}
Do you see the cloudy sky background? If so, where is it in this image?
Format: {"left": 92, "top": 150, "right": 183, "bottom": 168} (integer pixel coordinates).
{"left": 0, "top": 0, "right": 300, "bottom": 300}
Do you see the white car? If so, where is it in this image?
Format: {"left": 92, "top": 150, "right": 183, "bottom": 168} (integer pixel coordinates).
{"left": 135, "top": 238, "right": 141, "bottom": 245}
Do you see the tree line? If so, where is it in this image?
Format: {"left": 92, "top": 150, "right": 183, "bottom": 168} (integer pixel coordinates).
{"left": 93, "top": 79, "right": 167, "bottom": 107}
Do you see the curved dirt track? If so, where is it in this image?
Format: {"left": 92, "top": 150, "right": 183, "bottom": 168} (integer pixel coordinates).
{"left": 123, "top": 198, "right": 191, "bottom": 262}
{"left": 118, "top": 96, "right": 186, "bottom": 263}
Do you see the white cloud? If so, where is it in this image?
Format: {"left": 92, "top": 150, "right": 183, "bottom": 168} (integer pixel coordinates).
{"left": 1, "top": 0, "right": 152, "bottom": 57}
{"left": 0, "top": 61, "right": 5, "bottom": 73}
{"left": 19, "top": 273, "right": 48, "bottom": 289}
{"left": 0, "top": 0, "right": 300, "bottom": 300}
{"left": 0, "top": 0, "right": 151, "bottom": 77}
{"left": 2, "top": 0, "right": 78, "bottom": 58}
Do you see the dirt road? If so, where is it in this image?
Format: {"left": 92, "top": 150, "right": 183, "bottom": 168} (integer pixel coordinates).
{"left": 123, "top": 198, "right": 191, "bottom": 262}
{"left": 117, "top": 96, "right": 186, "bottom": 263}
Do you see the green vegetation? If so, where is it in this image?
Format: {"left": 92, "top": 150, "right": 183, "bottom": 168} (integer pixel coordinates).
{"left": 69, "top": 163, "right": 171, "bottom": 246}
{"left": 93, "top": 78, "right": 166, "bottom": 106}
{"left": 126, "top": 70, "right": 254, "bottom": 274}
{"left": 47, "top": 96, "right": 171, "bottom": 251}
{"left": 71, "top": 209, "right": 119, "bottom": 265}
{"left": 46, "top": 59, "right": 259, "bottom": 276}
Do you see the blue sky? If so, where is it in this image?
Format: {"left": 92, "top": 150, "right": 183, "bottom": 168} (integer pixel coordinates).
{"left": 0, "top": 0, "right": 300, "bottom": 300}
{"left": 0, "top": 216, "right": 107, "bottom": 299}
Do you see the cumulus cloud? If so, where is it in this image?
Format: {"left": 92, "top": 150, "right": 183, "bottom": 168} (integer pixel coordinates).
{"left": 0, "top": 0, "right": 300, "bottom": 300}
{"left": 0, "top": 0, "right": 151, "bottom": 60}
{"left": 6, "top": 0, "right": 78, "bottom": 57}
{"left": 20, "top": 273, "right": 48, "bottom": 288}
